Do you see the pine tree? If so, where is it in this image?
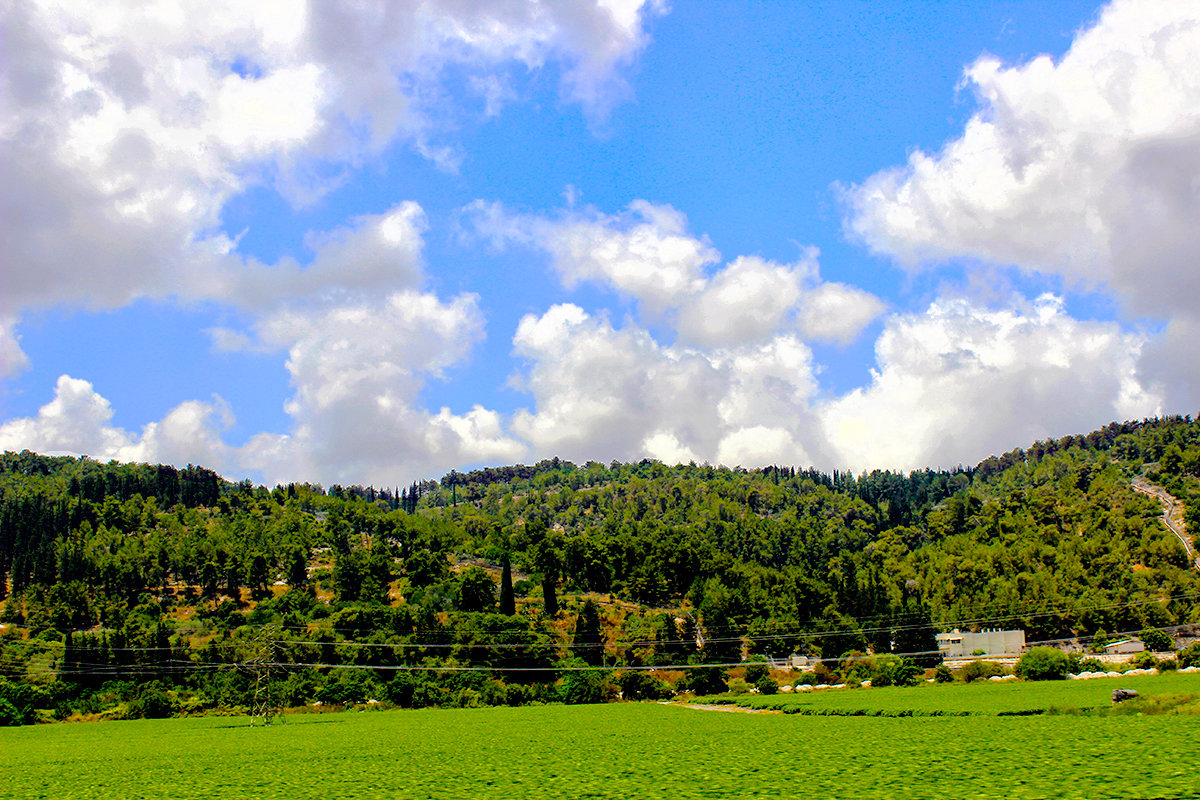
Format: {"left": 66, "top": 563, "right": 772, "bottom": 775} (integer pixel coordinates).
{"left": 571, "top": 599, "right": 604, "bottom": 666}
{"left": 542, "top": 575, "right": 558, "bottom": 617}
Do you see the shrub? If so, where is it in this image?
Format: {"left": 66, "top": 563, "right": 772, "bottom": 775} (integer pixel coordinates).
{"left": 1016, "top": 647, "right": 1071, "bottom": 681}
{"left": 129, "top": 690, "right": 176, "bottom": 719}
{"left": 1157, "top": 657, "right": 1178, "bottom": 672}
{"left": 559, "top": 666, "right": 611, "bottom": 705}
{"left": 742, "top": 660, "right": 769, "bottom": 684}
{"left": 1131, "top": 651, "right": 1157, "bottom": 669}
{"left": 0, "top": 699, "right": 24, "bottom": 727}
{"left": 934, "top": 665, "right": 954, "bottom": 683}
{"left": 0, "top": 679, "right": 38, "bottom": 725}
{"left": 726, "top": 678, "right": 751, "bottom": 695}
{"left": 872, "top": 656, "right": 922, "bottom": 687}
{"left": 754, "top": 676, "right": 779, "bottom": 695}
{"left": 1177, "top": 643, "right": 1200, "bottom": 669}
{"left": 616, "top": 671, "right": 673, "bottom": 701}
{"left": 1079, "top": 657, "right": 1104, "bottom": 672}
{"left": 961, "top": 660, "right": 1005, "bottom": 683}
{"left": 679, "top": 666, "right": 728, "bottom": 696}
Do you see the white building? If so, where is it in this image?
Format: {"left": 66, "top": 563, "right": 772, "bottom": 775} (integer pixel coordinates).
{"left": 936, "top": 628, "right": 1025, "bottom": 658}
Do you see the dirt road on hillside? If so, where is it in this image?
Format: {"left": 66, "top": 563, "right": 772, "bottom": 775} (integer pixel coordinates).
{"left": 1131, "top": 476, "right": 1199, "bottom": 571}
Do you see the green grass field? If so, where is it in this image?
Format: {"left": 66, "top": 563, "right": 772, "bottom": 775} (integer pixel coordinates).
{"left": 727, "top": 670, "right": 1200, "bottom": 715}
{"left": 2, "top": 673, "right": 1198, "bottom": 800}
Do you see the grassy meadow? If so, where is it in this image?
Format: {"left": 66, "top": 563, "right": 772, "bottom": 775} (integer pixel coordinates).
{"left": 3, "top": 671, "right": 1200, "bottom": 800}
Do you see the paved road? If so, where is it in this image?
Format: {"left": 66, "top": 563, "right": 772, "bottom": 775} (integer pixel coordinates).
{"left": 1131, "top": 476, "right": 1200, "bottom": 571}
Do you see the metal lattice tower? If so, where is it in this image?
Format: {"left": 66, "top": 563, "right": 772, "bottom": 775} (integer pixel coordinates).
{"left": 242, "top": 625, "right": 283, "bottom": 727}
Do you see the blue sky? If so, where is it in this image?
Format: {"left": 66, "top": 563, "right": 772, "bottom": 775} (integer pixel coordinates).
{"left": 2, "top": 0, "right": 1198, "bottom": 487}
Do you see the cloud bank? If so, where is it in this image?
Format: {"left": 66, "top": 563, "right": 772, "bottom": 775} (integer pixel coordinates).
{"left": 0, "top": 0, "right": 1188, "bottom": 484}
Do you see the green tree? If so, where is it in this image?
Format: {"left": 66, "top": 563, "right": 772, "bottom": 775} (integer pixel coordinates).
{"left": 1141, "top": 628, "right": 1173, "bottom": 652}
{"left": 248, "top": 553, "right": 270, "bottom": 600}
{"left": 499, "top": 551, "right": 516, "bottom": 616}
{"left": 225, "top": 560, "right": 242, "bottom": 603}
{"left": 405, "top": 550, "right": 448, "bottom": 588}
{"left": 571, "top": 599, "right": 604, "bottom": 666}
{"left": 457, "top": 567, "right": 496, "bottom": 612}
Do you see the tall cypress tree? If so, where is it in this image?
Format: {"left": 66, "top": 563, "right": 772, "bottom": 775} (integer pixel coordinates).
{"left": 499, "top": 551, "right": 516, "bottom": 616}
{"left": 571, "top": 599, "right": 604, "bottom": 666}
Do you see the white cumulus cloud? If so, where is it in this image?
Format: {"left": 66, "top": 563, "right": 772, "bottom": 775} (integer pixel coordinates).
{"left": 820, "top": 295, "right": 1162, "bottom": 471}
{"left": 509, "top": 303, "right": 825, "bottom": 467}
{"left": 468, "top": 200, "right": 885, "bottom": 347}
{"left": 846, "top": 0, "right": 1200, "bottom": 319}
{"left": 0, "top": 375, "right": 235, "bottom": 471}
{"left": 0, "top": 0, "right": 666, "bottom": 364}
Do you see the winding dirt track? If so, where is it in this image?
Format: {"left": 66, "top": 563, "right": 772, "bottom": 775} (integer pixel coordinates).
{"left": 1131, "top": 476, "right": 1199, "bottom": 571}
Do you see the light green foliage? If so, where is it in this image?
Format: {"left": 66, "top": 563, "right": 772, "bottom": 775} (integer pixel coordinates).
{"left": 736, "top": 669, "right": 1200, "bottom": 717}
{"left": 1016, "top": 647, "right": 1071, "bottom": 681}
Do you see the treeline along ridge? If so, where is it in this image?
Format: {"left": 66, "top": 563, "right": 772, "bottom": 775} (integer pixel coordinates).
{"left": 1, "top": 416, "right": 1199, "bottom": 721}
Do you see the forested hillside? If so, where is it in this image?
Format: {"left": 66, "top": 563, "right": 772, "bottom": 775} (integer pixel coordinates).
{"left": 1, "top": 417, "right": 1199, "bottom": 722}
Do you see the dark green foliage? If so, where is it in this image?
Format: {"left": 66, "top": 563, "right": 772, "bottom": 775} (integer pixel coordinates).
{"left": 872, "top": 656, "right": 922, "bottom": 687}
{"left": 571, "top": 599, "right": 604, "bottom": 666}
{"left": 559, "top": 660, "right": 611, "bottom": 704}
{"left": 754, "top": 676, "right": 779, "bottom": 694}
{"left": 616, "top": 670, "right": 673, "bottom": 700}
{"left": 1130, "top": 651, "right": 1156, "bottom": 669}
{"left": 457, "top": 566, "right": 496, "bottom": 612}
{"left": 1140, "top": 628, "right": 1173, "bottom": 652}
{"left": 742, "top": 659, "right": 769, "bottom": 684}
{"left": 404, "top": 551, "right": 448, "bottom": 588}
{"left": 934, "top": 665, "right": 954, "bottom": 683}
{"left": 679, "top": 666, "right": 727, "bottom": 695}
{"left": 0, "top": 679, "right": 40, "bottom": 725}
{"left": 1015, "top": 647, "right": 1071, "bottom": 681}
{"left": 129, "top": 684, "right": 176, "bottom": 719}
{"left": 498, "top": 551, "right": 516, "bottom": 616}
{"left": 0, "top": 698, "right": 23, "bottom": 726}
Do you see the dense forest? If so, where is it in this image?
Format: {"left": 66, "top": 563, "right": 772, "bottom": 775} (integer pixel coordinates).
{"left": 1, "top": 416, "right": 1199, "bottom": 723}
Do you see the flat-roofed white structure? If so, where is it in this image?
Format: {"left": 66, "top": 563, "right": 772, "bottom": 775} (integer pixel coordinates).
{"left": 936, "top": 628, "right": 1025, "bottom": 658}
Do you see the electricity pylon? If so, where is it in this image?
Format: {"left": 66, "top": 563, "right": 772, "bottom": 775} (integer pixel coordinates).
{"left": 242, "top": 625, "right": 283, "bottom": 726}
